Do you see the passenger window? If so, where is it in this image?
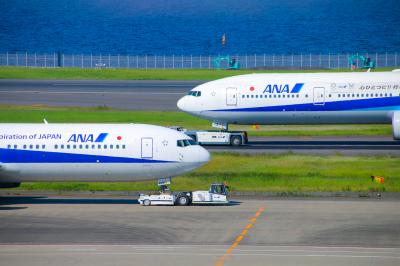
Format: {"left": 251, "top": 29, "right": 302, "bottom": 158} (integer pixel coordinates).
{"left": 23, "top": 145, "right": 27, "bottom": 149}
{"left": 7, "top": 144, "right": 11, "bottom": 149}
{"left": 42, "top": 145, "right": 45, "bottom": 149}
{"left": 338, "top": 94, "right": 341, "bottom": 98}
{"left": 92, "top": 144, "right": 95, "bottom": 149}
{"left": 79, "top": 145, "right": 83, "bottom": 149}
{"left": 36, "top": 144, "right": 39, "bottom": 149}
{"left": 85, "top": 145, "right": 89, "bottom": 149}
{"left": 67, "top": 145, "right": 70, "bottom": 149}
{"left": 61, "top": 145, "right": 64, "bottom": 149}
{"left": 98, "top": 145, "right": 101, "bottom": 149}
{"left": 251, "top": 95, "right": 254, "bottom": 98}
{"left": 116, "top": 145, "right": 120, "bottom": 149}
{"left": 110, "top": 145, "right": 113, "bottom": 149}
{"left": 305, "top": 94, "right": 308, "bottom": 98}
{"left": 247, "top": 95, "right": 249, "bottom": 98}
{"left": 104, "top": 145, "right": 107, "bottom": 149}
{"left": 73, "top": 145, "right": 77, "bottom": 149}
{"left": 55, "top": 145, "right": 58, "bottom": 149}
{"left": 242, "top": 95, "right": 245, "bottom": 98}
{"left": 14, "top": 145, "right": 18, "bottom": 149}
{"left": 122, "top": 145, "right": 126, "bottom": 149}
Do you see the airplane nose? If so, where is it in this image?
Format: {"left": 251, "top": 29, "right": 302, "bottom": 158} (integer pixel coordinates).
{"left": 198, "top": 146, "right": 211, "bottom": 163}
{"left": 177, "top": 97, "right": 187, "bottom": 111}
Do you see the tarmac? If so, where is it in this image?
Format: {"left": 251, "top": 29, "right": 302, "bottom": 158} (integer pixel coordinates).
{"left": 0, "top": 195, "right": 399, "bottom": 265}
{"left": 0, "top": 79, "right": 200, "bottom": 110}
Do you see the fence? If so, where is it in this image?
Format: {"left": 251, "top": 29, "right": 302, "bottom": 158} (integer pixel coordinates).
{"left": 0, "top": 52, "right": 398, "bottom": 69}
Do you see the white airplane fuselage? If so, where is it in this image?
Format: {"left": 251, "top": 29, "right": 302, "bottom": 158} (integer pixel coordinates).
{"left": 177, "top": 72, "right": 400, "bottom": 138}
{"left": 0, "top": 124, "right": 210, "bottom": 183}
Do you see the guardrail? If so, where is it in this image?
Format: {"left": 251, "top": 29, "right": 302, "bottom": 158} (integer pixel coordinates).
{"left": 0, "top": 52, "right": 398, "bottom": 69}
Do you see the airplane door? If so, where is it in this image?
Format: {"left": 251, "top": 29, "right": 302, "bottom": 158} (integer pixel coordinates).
{"left": 141, "top": 137, "right": 153, "bottom": 159}
{"left": 313, "top": 87, "right": 325, "bottom": 105}
{"left": 226, "top": 87, "right": 237, "bottom": 106}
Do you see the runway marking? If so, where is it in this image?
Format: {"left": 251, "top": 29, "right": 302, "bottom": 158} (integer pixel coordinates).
{"left": 215, "top": 206, "right": 265, "bottom": 266}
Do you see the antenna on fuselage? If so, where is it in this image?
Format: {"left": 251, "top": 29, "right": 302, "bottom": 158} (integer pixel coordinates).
{"left": 43, "top": 118, "right": 48, "bottom": 124}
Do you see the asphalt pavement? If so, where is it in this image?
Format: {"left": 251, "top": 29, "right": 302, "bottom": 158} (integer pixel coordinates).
{"left": 0, "top": 195, "right": 399, "bottom": 266}
{"left": 0, "top": 79, "right": 201, "bottom": 110}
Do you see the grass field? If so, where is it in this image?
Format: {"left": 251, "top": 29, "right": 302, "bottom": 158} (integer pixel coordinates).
{"left": 19, "top": 153, "right": 399, "bottom": 192}
{"left": 0, "top": 66, "right": 395, "bottom": 80}
{"left": 0, "top": 105, "right": 392, "bottom": 137}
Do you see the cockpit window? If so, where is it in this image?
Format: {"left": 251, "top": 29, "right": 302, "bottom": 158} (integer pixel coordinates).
{"left": 177, "top": 139, "right": 198, "bottom": 147}
{"left": 188, "top": 91, "right": 201, "bottom": 97}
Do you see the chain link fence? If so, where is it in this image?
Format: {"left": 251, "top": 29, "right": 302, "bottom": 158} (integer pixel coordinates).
{"left": 0, "top": 52, "right": 398, "bottom": 69}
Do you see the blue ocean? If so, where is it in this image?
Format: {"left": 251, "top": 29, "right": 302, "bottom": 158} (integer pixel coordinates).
{"left": 0, "top": 0, "right": 399, "bottom": 55}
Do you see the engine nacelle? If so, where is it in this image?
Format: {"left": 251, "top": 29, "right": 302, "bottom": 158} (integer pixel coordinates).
{"left": 0, "top": 183, "right": 21, "bottom": 188}
{"left": 392, "top": 112, "right": 400, "bottom": 140}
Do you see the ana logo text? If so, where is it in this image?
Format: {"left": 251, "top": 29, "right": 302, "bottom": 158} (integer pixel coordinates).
{"left": 68, "top": 133, "right": 108, "bottom": 143}
{"left": 263, "top": 83, "right": 304, "bottom": 94}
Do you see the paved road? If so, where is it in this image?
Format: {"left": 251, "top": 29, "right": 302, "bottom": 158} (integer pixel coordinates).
{"left": 209, "top": 136, "right": 400, "bottom": 156}
{"left": 0, "top": 196, "right": 399, "bottom": 265}
{"left": 0, "top": 79, "right": 201, "bottom": 110}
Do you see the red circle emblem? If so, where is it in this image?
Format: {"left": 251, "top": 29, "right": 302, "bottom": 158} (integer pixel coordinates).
{"left": 117, "top": 136, "right": 122, "bottom": 140}
{"left": 250, "top": 86, "right": 255, "bottom": 91}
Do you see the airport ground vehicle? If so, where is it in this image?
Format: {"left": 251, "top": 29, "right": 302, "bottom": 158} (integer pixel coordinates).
{"left": 170, "top": 126, "right": 248, "bottom": 146}
{"left": 138, "top": 182, "right": 229, "bottom": 206}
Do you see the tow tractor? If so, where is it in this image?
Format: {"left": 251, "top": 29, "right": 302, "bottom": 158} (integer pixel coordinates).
{"left": 170, "top": 125, "right": 248, "bottom": 146}
{"left": 138, "top": 178, "right": 229, "bottom": 206}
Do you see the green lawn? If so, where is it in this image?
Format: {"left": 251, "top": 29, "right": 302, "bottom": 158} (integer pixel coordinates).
{"left": 0, "top": 105, "right": 392, "bottom": 137}
{"left": 0, "top": 66, "right": 395, "bottom": 80}
{"left": 19, "top": 153, "right": 400, "bottom": 192}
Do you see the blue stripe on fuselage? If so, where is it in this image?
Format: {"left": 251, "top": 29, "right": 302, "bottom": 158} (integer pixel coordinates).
{"left": 211, "top": 96, "right": 400, "bottom": 112}
{"left": 0, "top": 148, "right": 174, "bottom": 163}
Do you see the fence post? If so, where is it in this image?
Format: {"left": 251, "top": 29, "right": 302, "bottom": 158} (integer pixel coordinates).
{"left": 254, "top": 54, "right": 257, "bottom": 68}
{"left": 136, "top": 55, "right": 139, "bottom": 68}
{"left": 34, "top": 53, "right": 37, "bottom": 67}
{"left": 81, "top": 54, "right": 83, "bottom": 68}
{"left": 209, "top": 55, "right": 211, "bottom": 69}
{"left": 44, "top": 54, "right": 46, "bottom": 68}
{"left": 263, "top": 54, "right": 265, "bottom": 66}
{"left": 117, "top": 54, "right": 120, "bottom": 68}
{"left": 272, "top": 54, "right": 275, "bottom": 68}
{"left": 190, "top": 55, "right": 193, "bottom": 69}
{"left": 375, "top": 52, "right": 378, "bottom": 68}
{"left": 395, "top": 53, "right": 397, "bottom": 67}
{"left": 72, "top": 54, "right": 75, "bottom": 67}
{"left": 245, "top": 54, "right": 248, "bottom": 69}
{"left": 154, "top": 55, "right": 156, "bottom": 69}
{"left": 199, "top": 55, "right": 202, "bottom": 68}
{"left": 16, "top": 53, "right": 18, "bottom": 66}
{"left": 172, "top": 55, "right": 175, "bottom": 69}
{"left": 6, "top": 51, "right": 8, "bottom": 66}
{"left": 291, "top": 54, "right": 293, "bottom": 68}
{"left": 328, "top": 53, "right": 331, "bottom": 68}
{"left": 90, "top": 54, "right": 93, "bottom": 68}
{"left": 337, "top": 53, "right": 340, "bottom": 69}
{"left": 127, "top": 55, "right": 130, "bottom": 68}
{"left": 281, "top": 54, "right": 284, "bottom": 67}
{"left": 300, "top": 53, "right": 303, "bottom": 69}
{"left": 145, "top": 55, "right": 147, "bottom": 69}
{"left": 164, "top": 55, "right": 166, "bottom": 69}
{"left": 108, "top": 54, "right": 111, "bottom": 68}
{"left": 385, "top": 52, "right": 388, "bottom": 67}
{"left": 53, "top": 53, "right": 55, "bottom": 67}
{"left": 309, "top": 53, "right": 312, "bottom": 68}
{"left": 319, "top": 53, "right": 321, "bottom": 68}
{"left": 63, "top": 54, "right": 65, "bottom": 68}
{"left": 181, "top": 55, "right": 184, "bottom": 68}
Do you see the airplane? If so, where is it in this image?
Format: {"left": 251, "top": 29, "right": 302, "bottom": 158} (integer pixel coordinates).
{"left": 177, "top": 71, "right": 400, "bottom": 140}
{"left": 0, "top": 124, "right": 210, "bottom": 188}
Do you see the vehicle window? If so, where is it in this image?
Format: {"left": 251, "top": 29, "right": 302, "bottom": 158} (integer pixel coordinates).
{"left": 183, "top": 139, "right": 191, "bottom": 146}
